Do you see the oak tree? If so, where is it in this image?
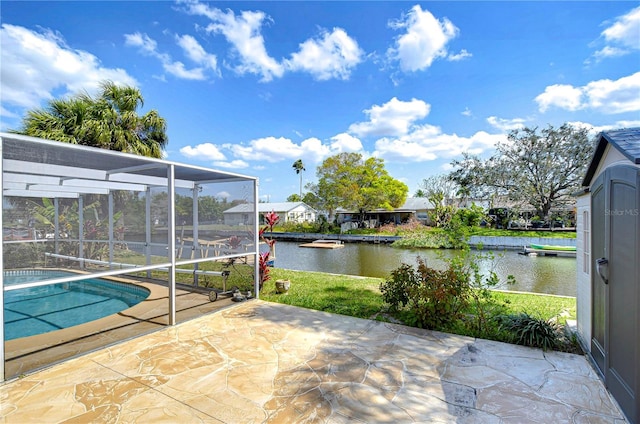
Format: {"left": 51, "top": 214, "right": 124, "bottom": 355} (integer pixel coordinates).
{"left": 449, "top": 124, "right": 594, "bottom": 219}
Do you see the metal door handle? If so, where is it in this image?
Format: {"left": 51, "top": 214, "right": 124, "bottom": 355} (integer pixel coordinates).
{"left": 596, "top": 258, "right": 608, "bottom": 284}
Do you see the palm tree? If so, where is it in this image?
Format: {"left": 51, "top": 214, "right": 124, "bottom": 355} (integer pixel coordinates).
{"left": 12, "top": 80, "right": 168, "bottom": 158}
{"left": 292, "top": 159, "right": 305, "bottom": 198}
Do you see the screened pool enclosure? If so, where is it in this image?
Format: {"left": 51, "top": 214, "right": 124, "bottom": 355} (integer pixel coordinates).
{"left": 0, "top": 133, "right": 259, "bottom": 381}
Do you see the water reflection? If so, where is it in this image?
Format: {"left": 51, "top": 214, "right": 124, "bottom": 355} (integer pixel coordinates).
{"left": 272, "top": 241, "right": 576, "bottom": 297}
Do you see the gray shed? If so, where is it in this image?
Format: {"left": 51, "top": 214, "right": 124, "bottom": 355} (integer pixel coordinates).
{"left": 575, "top": 128, "right": 640, "bottom": 424}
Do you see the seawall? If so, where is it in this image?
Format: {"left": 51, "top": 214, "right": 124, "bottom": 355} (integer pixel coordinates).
{"left": 468, "top": 235, "right": 576, "bottom": 250}
{"left": 265, "top": 232, "right": 576, "bottom": 250}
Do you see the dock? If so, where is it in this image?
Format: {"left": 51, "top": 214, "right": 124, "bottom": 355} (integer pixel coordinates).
{"left": 299, "top": 240, "right": 345, "bottom": 249}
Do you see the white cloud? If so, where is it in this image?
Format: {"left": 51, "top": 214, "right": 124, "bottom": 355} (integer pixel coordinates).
{"left": 213, "top": 160, "right": 249, "bottom": 169}
{"left": 180, "top": 1, "right": 284, "bottom": 82}
{"left": 447, "top": 49, "right": 472, "bottom": 62}
{"left": 180, "top": 143, "right": 226, "bottom": 160}
{"left": 163, "top": 61, "right": 207, "bottom": 80}
{"left": 124, "top": 31, "right": 215, "bottom": 81}
{"left": 124, "top": 32, "right": 157, "bottom": 54}
{"left": 461, "top": 107, "right": 472, "bottom": 117}
{"left": 230, "top": 136, "right": 329, "bottom": 163}
{"left": 387, "top": 5, "right": 462, "bottom": 72}
{"left": 589, "top": 6, "right": 640, "bottom": 63}
{"left": 374, "top": 126, "right": 503, "bottom": 162}
{"left": 0, "top": 24, "right": 137, "bottom": 109}
{"left": 329, "top": 133, "right": 363, "bottom": 152}
{"left": 602, "top": 6, "right": 640, "bottom": 50}
{"left": 487, "top": 116, "right": 527, "bottom": 132}
{"left": 217, "top": 133, "right": 364, "bottom": 166}
{"left": 584, "top": 72, "right": 640, "bottom": 112}
{"left": 535, "top": 84, "right": 584, "bottom": 112}
{"left": 592, "top": 45, "right": 628, "bottom": 61}
{"left": 348, "top": 97, "right": 430, "bottom": 137}
{"left": 176, "top": 34, "right": 219, "bottom": 74}
{"left": 568, "top": 120, "right": 640, "bottom": 137}
{"left": 216, "top": 191, "right": 231, "bottom": 199}
{"left": 536, "top": 72, "right": 640, "bottom": 114}
{"left": 285, "top": 28, "right": 364, "bottom": 80}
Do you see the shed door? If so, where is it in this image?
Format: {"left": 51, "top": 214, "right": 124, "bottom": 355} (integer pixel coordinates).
{"left": 591, "top": 165, "right": 639, "bottom": 424}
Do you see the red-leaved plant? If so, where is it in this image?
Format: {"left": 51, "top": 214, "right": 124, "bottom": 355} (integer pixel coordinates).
{"left": 258, "top": 210, "right": 280, "bottom": 288}
{"left": 227, "top": 235, "right": 242, "bottom": 250}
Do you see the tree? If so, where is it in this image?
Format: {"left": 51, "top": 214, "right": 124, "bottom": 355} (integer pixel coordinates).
{"left": 292, "top": 159, "right": 306, "bottom": 197}
{"left": 415, "top": 174, "right": 460, "bottom": 227}
{"left": 449, "top": 124, "right": 594, "bottom": 219}
{"left": 12, "top": 80, "right": 168, "bottom": 158}
{"left": 416, "top": 175, "right": 459, "bottom": 205}
{"left": 286, "top": 194, "right": 302, "bottom": 202}
{"left": 314, "top": 152, "right": 408, "bottom": 221}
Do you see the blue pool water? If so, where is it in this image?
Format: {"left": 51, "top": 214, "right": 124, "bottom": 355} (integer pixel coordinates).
{"left": 3, "top": 270, "right": 150, "bottom": 341}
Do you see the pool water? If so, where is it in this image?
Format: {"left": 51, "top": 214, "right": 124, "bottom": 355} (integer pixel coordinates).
{"left": 3, "top": 270, "right": 150, "bottom": 341}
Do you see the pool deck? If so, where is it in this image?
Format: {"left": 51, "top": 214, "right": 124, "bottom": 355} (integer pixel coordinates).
{"left": 4, "top": 278, "right": 237, "bottom": 379}
{"left": 0, "top": 300, "right": 628, "bottom": 423}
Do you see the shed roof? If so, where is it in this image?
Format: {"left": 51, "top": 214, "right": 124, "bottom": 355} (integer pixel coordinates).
{"left": 583, "top": 128, "right": 640, "bottom": 186}
{"left": 335, "top": 198, "right": 431, "bottom": 214}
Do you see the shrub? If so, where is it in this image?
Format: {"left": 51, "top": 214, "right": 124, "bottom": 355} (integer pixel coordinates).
{"left": 392, "top": 228, "right": 458, "bottom": 249}
{"left": 379, "top": 263, "right": 418, "bottom": 311}
{"left": 454, "top": 203, "right": 485, "bottom": 227}
{"left": 279, "top": 218, "right": 340, "bottom": 234}
{"left": 498, "top": 313, "right": 561, "bottom": 351}
{"left": 380, "top": 258, "right": 469, "bottom": 329}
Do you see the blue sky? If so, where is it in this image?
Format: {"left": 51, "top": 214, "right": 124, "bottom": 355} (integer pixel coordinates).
{"left": 1, "top": 1, "right": 639, "bottom": 202}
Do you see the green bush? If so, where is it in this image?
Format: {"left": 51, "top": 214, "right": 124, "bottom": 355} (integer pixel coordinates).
{"left": 379, "top": 263, "right": 418, "bottom": 311}
{"left": 380, "top": 258, "right": 469, "bottom": 329}
{"left": 498, "top": 313, "right": 561, "bottom": 351}
{"left": 3, "top": 243, "right": 48, "bottom": 269}
{"left": 454, "top": 203, "right": 485, "bottom": 227}
{"left": 392, "top": 228, "right": 460, "bottom": 249}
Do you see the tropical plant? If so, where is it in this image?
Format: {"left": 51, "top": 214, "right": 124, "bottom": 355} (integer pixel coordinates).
{"left": 12, "top": 80, "right": 168, "bottom": 158}
{"left": 258, "top": 210, "right": 280, "bottom": 288}
{"left": 498, "top": 313, "right": 561, "bottom": 351}
{"left": 292, "top": 159, "right": 306, "bottom": 197}
{"left": 28, "top": 197, "right": 122, "bottom": 261}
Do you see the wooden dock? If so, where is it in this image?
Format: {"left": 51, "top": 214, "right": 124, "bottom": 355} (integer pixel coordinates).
{"left": 299, "top": 240, "right": 345, "bottom": 249}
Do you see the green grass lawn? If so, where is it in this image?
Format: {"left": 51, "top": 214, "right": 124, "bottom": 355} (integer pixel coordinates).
{"left": 260, "top": 268, "right": 383, "bottom": 318}
{"left": 261, "top": 268, "right": 576, "bottom": 323}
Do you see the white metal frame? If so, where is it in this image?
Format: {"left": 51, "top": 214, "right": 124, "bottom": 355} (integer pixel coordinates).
{"left": 0, "top": 133, "right": 259, "bottom": 382}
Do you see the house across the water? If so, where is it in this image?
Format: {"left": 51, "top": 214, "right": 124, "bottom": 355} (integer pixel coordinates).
{"left": 223, "top": 202, "right": 317, "bottom": 226}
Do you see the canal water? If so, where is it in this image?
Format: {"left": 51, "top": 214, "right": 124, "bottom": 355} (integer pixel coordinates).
{"left": 271, "top": 241, "right": 577, "bottom": 297}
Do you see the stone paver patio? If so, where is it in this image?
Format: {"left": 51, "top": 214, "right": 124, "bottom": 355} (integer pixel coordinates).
{"left": 0, "top": 300, "right": 628, "bottom": 423}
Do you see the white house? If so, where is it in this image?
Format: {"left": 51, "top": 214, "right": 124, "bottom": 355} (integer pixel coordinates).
{"left": 223, "top": 202, "right": 317, "bottom": 226}
{"left": 575, "top": 128, "right": 639, "bottom": 424}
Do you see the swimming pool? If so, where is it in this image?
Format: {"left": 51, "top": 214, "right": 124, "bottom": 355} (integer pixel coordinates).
{"left": 3, "top": 270, "right": 150, "bottom": 341}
